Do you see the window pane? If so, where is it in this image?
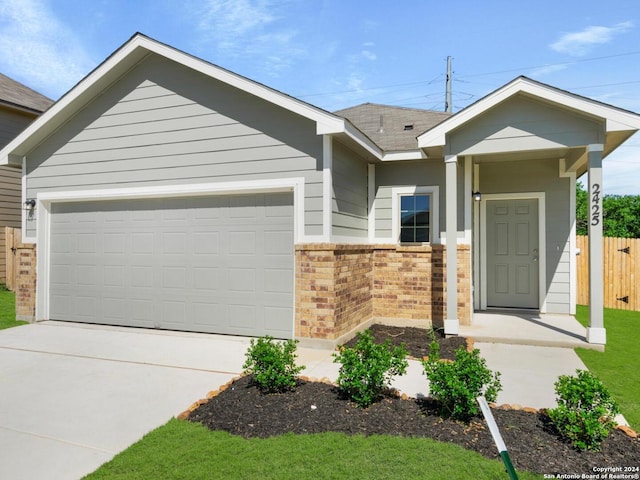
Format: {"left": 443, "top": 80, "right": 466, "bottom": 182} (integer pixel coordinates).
{"left": 400, "top": 195, "right": 414, "bottom": 213}
{"left": 401, "top": 211, "right": 415, "bottom": 227}
{"left": 415, "top": 211, "right": 429, "bottom": 228}
{"left": 400, "top": 227, "right": 414, "bottom": 243}
{"left": 415, "top": 195, "right": 429, "bottom": 212}
{"left": 398, "top": 193, "right": 431, "bottom": 243}
{"left": 415, "top": 227, "right": 430, "bottom": 242}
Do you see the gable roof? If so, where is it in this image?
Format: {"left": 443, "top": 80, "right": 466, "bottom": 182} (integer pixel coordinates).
{"left": 0, "top": 73, "right": 53, "bottom": 114}
{"left": 418, "top": 76, "right": 640, "bottom": 157}
{"left": 0, "top": 33, "right": 385, "bottom": 165}
{"left": 335, "top": 103, "right": 450, "bottom": 152}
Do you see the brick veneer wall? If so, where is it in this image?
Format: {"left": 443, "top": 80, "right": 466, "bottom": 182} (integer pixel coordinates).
{"left": 295, "top": 244, "right": 471, "bottom": 341}
{"left": 15, "top": 243, "right": 36, "bottom": 321}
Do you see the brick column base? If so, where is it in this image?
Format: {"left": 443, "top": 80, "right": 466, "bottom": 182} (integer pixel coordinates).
{"left": 295, "top": 244, "right": 471, "bottom": 341}
{"left": 15, "top": 243, "right": 36, "bottom": 321}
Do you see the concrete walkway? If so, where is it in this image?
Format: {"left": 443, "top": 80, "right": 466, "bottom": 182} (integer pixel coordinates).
{"left": 0, "top": 320, "right": 592, "bottom": 479}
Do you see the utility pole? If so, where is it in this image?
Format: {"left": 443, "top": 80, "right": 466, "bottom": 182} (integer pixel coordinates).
{"left": 445, "top": 56, "right": 453, "bottom": 113}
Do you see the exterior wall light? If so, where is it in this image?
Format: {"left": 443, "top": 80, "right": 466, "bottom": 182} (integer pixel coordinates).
{"left": 23, "top": 199, "right": 36, "bottom": 211}
{"left": 473, "top": 191, "right": 482, "bottom": 202}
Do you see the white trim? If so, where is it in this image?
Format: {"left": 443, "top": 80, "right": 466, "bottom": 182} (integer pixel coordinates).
{"left": 473, "top": 163, "right": 480, "bottom": 311}
{"left": 418, "top": 77, "right": 640, "bottom": 149}
{"left": 586, "top": 327, "right": 606, "bottom": 345}
{"left": 559, "top": 161, "right": 577, "bottom": 314}
{"left": 0, "top": 34, "right": 385, "bottom": 165}
{"left": 381, "top": 150, "right": 427, "bottom": 161}
{"left": 34, "top": 178, "right": 306, "bottom": 321}
{"left": 368, "top": 164, "right": 376, "bottom": 243}
{"left": 464, "top": 156, "right": 472, "bottom": 244}
{"left": 391, "top": 185, "right": 440, "bottom": 244}
{"left": 322, "top": 135, "right": 333, "bottom": 241}
{"left": 21, "top": 156, "right": 35, "bottom": 242}
{"left": 480, "top": 192, "right": 547, "bottom": 312}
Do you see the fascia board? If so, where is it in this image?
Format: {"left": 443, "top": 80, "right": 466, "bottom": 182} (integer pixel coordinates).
{"left": 518, "top": 82, "right": 640, "bottom": 132}
{"left": 417, "top": 80, "right": 523, "bottom": 148}
{"left": 381, "top": 150, "right": 427, "bottom": 161}
{"left": 417, "top": 77, "right": 640, "bottom": 149}
{"left": 145, "top": 38, "right": 346, "bottom": 135}
{"left": 0, "top": 34, "right": 349, "bottom": 165}
{"left": 342, "top": 122, "right": 383, "bottom": 159}
{"left": 0, "top": 38, "right": 147, "bottom": 165}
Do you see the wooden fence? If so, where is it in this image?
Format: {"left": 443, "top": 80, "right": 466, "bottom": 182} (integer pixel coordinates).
{"left": 577, "top": 235, "right": 639, "bottom": 311}
{"left": 4, "top": 226, "right": 21, "bottom": 291}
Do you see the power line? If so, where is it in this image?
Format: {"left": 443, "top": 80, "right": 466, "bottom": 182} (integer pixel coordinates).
{"left": 293, "top": 50, "right": 640, "bottom": 101}
{"left": 456, "top": 50, "right": 640, "bottom": 79}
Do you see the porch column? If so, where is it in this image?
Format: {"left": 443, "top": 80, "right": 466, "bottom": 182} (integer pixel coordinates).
{"left": 587, "top": 143, "right": 606, "bottom": 344}
{"left": 445, "top": 154, "right": 459, "bottom": 335}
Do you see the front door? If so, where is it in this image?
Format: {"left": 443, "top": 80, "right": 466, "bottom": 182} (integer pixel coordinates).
{"left": 486, "top": 198, "right": 539, "bottom": 309}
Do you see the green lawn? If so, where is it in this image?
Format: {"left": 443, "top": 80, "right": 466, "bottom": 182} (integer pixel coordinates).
{"left": 0, "top": 286, "right": 27, "bottom": 330}
{"left": 575, "top": 305, "right": 640, "bottom": 430}
{"left": 84, "top": 419, "right": 542, "bottom": 480}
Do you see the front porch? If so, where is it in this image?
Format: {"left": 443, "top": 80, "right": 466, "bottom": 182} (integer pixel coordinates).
{"left": 460, "top": 310, "right": 603, "bottom": 351}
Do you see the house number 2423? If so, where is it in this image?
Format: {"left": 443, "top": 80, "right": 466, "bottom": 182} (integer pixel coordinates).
{"left": 591, "top": 183, "right": 601, "bottom": 226}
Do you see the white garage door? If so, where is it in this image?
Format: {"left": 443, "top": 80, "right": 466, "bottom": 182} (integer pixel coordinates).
{"left": 49, "top": 193, "right": 294, "bottom": 338}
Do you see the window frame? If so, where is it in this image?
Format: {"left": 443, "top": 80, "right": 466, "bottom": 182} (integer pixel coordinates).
{"left": 391, "top": 186, "right": 439, "bottom": 244}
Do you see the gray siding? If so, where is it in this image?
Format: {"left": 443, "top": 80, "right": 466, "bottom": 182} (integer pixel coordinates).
{"left": 0, "top": 106, "right": 34, "bottom": 149}
{"left": 0, "top": 166, "right": 21, "bottom": 284}
{"left": 374, "top": 159, "right": 465, "bottom": 240}
{"left": 0, "top": 107, "right": 33, "bottom": 283}
{"left": 332, "top": 140, "right": 368, "bottom": 238}
{"left": 448, "top": 95, "right": 603, "bottom": 156}
{"left": 480, "top": 158, "right": 571, "bottom": 314}
{"left": 25, "top": 53, "right": 323, "bottom": 238}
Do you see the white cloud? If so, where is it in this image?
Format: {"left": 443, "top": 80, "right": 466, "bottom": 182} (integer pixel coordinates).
{"left": 361, "top": 50, "right": 377, "bottom": 61}
{"left": 0, "top": 0, "right": 94, "bottom": 99}
{"left": 196, "top": 0, "right": 278, "bottom": 43}
{"left": 190, "top": 0, "right": 305, "bottom": 77}
{"left": 528, "top": 64, "right": 568, "bottom": 77}
{"left": 550, "top": 21, "right": 633, "bottom": 56}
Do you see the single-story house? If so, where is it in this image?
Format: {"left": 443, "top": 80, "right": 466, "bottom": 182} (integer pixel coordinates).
{"left": 0, "top": 73, "right": 52, "bottom": 284}
{"left": 1, "top": 33, "right": 639, "bottom": 345}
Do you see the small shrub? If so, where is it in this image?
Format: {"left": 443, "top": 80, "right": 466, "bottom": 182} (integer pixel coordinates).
{"left": 242, "top": 336, "right": 304, "bottom": 393}
{"left": 423, "top": 342, "right": 502, "bottom": 422}
{"left": 548, "top": 369, "right": 619, "bottom": 451}
{"left": 333, "top": 329, "right": 409, "bottom": 408}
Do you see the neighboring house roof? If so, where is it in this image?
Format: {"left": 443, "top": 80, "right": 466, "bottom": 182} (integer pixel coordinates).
{"left": 335, "top": 103, "right": 450, "bottom": 152}
{"left": 0, "top": 73, "right": 53, "bottom": 113}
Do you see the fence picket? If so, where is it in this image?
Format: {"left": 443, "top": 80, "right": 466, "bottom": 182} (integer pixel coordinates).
{"left": 577, "top": 235, "right": 639, "bottom": 311}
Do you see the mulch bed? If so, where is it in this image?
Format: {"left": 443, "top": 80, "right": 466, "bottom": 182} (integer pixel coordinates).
{"left": 187, "top": 325, "right": 640, "bottom": 476}
{"left": 342, "top": 323, "right": 468, "bottom": 360}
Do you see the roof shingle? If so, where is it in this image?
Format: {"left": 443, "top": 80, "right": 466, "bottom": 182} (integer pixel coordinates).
{"left": 334, "top": 103, "right": 451, "bottom": 151}
{"left": 0, "top": 73, "right": 53, "bottom": 113}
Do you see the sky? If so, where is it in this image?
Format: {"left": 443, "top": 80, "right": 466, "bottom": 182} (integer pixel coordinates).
{"left": 0, "top": 0, "right": 639, "bottom": 194}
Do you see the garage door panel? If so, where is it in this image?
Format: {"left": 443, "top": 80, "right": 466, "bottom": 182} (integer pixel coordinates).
{"left": 130, "top": 300, "right": 154, "bottom": 325}
{"left": 228, "top": 304, "right": 258, "bottom": 330}
{"left": 228, "top": 268, "right": 256, "bottom": 293}
{"left": 264, "top": 306, "right": 293, "bottom": 335}
{"left": 192, "top": 267, "right": 220, "bottom": 291}
{"left": 160, "top": 301, "right": 187, "bottom": 329}
{"left": 49, "top": 193, "right": 294, "bottom": 337}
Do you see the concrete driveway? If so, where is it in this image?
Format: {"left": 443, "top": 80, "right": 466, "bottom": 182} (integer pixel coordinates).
{"left": 0, "top": 321, "right": 594, "bottom": 480}
{"left": 0, "top": 322, "right": 251, "bottom": 480}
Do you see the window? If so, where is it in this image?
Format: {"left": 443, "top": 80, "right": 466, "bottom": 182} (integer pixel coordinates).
{"left": 391, "top": 186, "right": 439, "bottom": 244}
{"left": 400, "top": 194, "right": 430, "bottom": 242}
